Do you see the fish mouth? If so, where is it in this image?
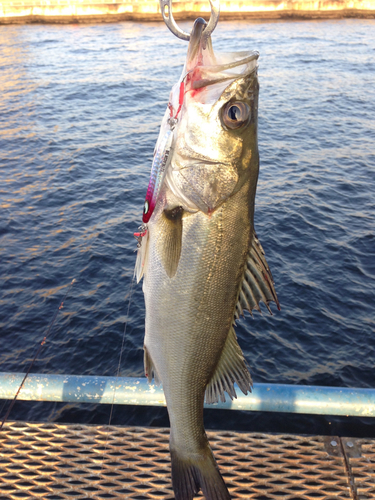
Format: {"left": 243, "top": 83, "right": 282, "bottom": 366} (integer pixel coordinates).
{"left": 186, "top": 18, "right": 208, "bottom": 70}
{"left": 183, "top": 18, "right": 259, "bottom": 93}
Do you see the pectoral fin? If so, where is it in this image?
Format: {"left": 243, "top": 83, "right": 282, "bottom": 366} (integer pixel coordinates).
{"left": 235, "top": 232, "right": 280, "bottom": 319}
{"left": 205, "top": 326, "right": 252, "bottom": 404}
{"left": 156, "top": 206, "right": 183, "bottom": 278}
{"left": 135, "top": 228, "right": 149, "bottom": 283}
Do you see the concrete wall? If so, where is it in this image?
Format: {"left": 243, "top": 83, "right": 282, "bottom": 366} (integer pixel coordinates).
{"left": 0, "top": 0, "right": 374, "bottom": 24}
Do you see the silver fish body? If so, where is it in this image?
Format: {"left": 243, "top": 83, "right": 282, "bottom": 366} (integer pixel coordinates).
{"left": 136, "top": 18, "right": 279, "bottom": 500}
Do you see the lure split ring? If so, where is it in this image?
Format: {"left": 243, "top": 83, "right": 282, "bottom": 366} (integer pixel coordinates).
{"left": 159, "top": 0, "right": 220, "bottom": 43}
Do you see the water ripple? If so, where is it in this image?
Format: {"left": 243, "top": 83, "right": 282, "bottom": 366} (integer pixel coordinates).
{"left": 0, "top": 19, "right": 374, "bottom": 427}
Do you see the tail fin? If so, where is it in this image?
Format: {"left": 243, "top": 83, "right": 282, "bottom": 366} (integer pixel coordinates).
{"left": 170, "top": 446, "right": 231, "bottom": 500}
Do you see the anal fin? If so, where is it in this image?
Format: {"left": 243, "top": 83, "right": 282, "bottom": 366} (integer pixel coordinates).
{"left": 205, "top": 327, "right": 252, "bottom": 404}
{"left": 143, "top": 345, "right": 161, "bottom": 385}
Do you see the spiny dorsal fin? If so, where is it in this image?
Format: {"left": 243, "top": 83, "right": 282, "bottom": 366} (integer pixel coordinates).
{"left": 205, "top": 326, "right": 252, "bottom": 404}
{"left": 235, "top": 231, "right": 280, "bottom": 320}
{"left": 144, "top": 345, "right": 161, "bottom": 386}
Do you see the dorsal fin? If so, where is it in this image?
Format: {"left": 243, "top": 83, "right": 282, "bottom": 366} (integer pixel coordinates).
{"left": 205, "top": 232, "right": 279, "bottom": 404}
{"left": 205, "top": 326, "right": 252, "bottom": 404}
{"left": 235, "top": 231, "right": 280, "bottom": 320}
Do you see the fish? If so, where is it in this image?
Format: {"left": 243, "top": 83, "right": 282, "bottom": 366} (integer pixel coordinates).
{"left": 135, "top": 17, "right": 280, "bottom": 500}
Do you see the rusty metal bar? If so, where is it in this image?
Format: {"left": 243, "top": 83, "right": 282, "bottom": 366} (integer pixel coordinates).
{"left": 0, "top": 372, "right": 374, "bottom": 417}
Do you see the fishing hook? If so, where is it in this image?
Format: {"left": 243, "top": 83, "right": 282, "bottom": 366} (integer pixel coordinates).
{"left": 159, "top": 0, "right": 220, "bottom": 43}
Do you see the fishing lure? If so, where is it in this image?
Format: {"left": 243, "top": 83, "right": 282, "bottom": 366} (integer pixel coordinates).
{"left": 141, "top": 77, "right": 185, "bottom": 225}
{"left": 142, "top": 127, "right": 174, "bottom": 224}
{"left": 134, "top": 124, "right": 174, "bottom": 280}
{"left": 134, "top": 77, "right": 185, "bottom": 283}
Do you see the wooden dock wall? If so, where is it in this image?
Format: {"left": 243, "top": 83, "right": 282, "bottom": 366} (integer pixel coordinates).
{"left": 1, "top": 0, "right": 375, "bottom": 24}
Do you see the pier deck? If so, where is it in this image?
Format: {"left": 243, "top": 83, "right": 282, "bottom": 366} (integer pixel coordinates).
{"left": 1, "top": 421, "right": 375, "bottom": 499}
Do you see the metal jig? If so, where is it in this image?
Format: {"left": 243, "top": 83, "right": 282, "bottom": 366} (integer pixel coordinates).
{"left": 159, "top": 0, "right": 220, "bottom": 44}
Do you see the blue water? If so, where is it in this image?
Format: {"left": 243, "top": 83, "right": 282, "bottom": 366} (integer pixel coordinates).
{"left": 0, "top": 19, "right": 374, "bottom": 434}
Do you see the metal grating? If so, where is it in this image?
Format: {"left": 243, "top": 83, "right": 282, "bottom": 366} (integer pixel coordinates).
{"left": 342, "top": 437, "right": 375, "bottom": 500}
{"left": 0, "top": 421, "right": 370, "bottom": 499}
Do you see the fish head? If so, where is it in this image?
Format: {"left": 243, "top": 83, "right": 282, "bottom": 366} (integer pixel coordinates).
{"left": 163, "top": 18, "right": 260, "bottom": 215}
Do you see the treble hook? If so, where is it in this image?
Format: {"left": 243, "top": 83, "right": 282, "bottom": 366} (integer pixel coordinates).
{"left": 159, "top": 0, "right": 220, "bottom": 43}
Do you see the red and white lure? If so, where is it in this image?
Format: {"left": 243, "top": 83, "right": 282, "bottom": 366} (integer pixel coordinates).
{"left": 142, "top": 127, "right": 174, "bottom": 224}
{"left": 134, "top": 79, "right": 185, "bottom": 281}
{"left": 134, "top": 125, "right": 174, "bottom": 279}
{"left": 142, "top": 80, "right": 185, "bottom": 226}
{"left": 133, "top": 124, "right": 174, "bottom": 258}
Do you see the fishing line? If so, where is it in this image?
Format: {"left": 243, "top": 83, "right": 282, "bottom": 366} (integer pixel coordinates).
{"left": 100, "top": 273, "right": 136, "bottom": 472}
{"left": 0, "top": 278, "right": 76, "bottom": 431}
{"left": 0, "top": 397, "right": 9, "bottom": 419}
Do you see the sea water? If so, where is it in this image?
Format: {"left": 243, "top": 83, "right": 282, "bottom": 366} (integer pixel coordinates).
{"left": 0, "top": 19, "right": 374, "bottom": 435}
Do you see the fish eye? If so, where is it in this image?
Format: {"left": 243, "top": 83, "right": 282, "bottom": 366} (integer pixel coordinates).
{"left": 222, "top": 101, "right": 250, "bottom": 130}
